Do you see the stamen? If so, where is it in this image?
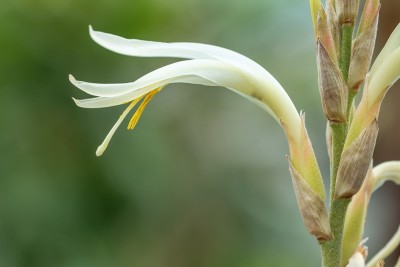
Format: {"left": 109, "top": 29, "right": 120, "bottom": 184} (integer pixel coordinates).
{"left": 127, "top": 88, "right": 160, "bottom": 130}
{"left": 95, "top": 96, "right": 144, "bottom": 157}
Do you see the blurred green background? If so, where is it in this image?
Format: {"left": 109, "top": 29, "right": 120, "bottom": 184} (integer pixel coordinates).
{"left": 0, "top": 0, "right": 399, "bottom": 266}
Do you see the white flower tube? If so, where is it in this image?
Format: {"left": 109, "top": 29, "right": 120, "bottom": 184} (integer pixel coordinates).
{"left": 86, "top": 26, "right": 300, "bottom": 132}
{"left": 73, "top": 27, "right": 302, "bottom": 153}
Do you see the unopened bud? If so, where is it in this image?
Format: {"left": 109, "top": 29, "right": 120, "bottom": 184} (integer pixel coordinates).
{"left": 348, "top": 13, "right": 379, "bottom": 91}
{"left": 326, "top": 0, "right": 340, "bottom": 51}
{"left": 317, "top": 7, "right": 337, "bottom": 60}
{"left": 327, "top": 0, "right": 336, "bottom": 9}
{"left": 289, "top": 162, "right": 332, "bottom": 241}
{"left": 337, "top": 0, "right": 360, "bottom": 24}
{"left": 357, "top": 0, "right": 380, "bottom": 35}
{"left": 341, "top": 168, "right": 374, "bottom": 267}
{"left": 310, "top": 0, "right": 322, "bottom": 35}
{"left": 317, "top": 41, "right": 348, "bottom": 122}
{"left": 335, "top": 119, "right": 378, "bottom": 199}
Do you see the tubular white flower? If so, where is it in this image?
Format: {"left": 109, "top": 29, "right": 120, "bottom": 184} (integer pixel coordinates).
{"left": 71, "top": 27, "right": 303, "bottom": 155}
{"left": 347, "top": 253, "right": 366, "bottom": 267}
{"left": 71, "top": 28, "right": 327, "bottom": 237}
{"left": 87, "top": 26, "right": 300, "bottom": 130}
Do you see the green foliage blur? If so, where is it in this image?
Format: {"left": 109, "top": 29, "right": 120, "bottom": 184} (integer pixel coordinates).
{"left": 0, "top": 0, "right": 398, "bottom": 266}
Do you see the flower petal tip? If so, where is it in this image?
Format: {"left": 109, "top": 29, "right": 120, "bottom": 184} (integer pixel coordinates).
{"left": 69, "top": 74, "right": 77, "bottom": 85}
{"left": 89, "top": 25, "right": 96, "bottom": 37}
{"left": 71, "top": 97, "right": 83, "bottom": 107}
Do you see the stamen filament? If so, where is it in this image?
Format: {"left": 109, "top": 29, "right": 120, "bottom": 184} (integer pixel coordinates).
{"left": 96, "top": 96, "right": 144, "bottom": 156}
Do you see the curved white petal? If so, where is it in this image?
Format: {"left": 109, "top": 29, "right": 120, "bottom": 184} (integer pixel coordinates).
{"left": 71, "top": 59, "right": 298, "bottom": 129}
{"left": 70, "top": 60, "right": 226, "bottom": 97}
{"left": 89, "top": 26, "right": 278, "bottom": 84}
{"left": 78, "top": 27, "right": 302, "bottom": 146}
{"left": 369, "top": 23, "right": 400, "bottom": 80}
{"left": 72, "top": 59, "right": 251, "bottom": 106}
{"left": 89, "top": 26, "right": 290, "bottom": 113}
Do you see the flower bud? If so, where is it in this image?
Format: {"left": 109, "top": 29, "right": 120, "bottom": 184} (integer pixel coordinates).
{"left": 357, "top": 0, "right": 380, "bottom": 35}
{"left": 348, "top": 13, "right": 379, "bottom": 91}
{"left": 317, "top": 7, "right": 337, "bottom": 60}
{"left": 337, "top": 0, "right": 360, "bottom": 24}
{"left": 310, "top": 0, "right": 322, "bottom": 34}
{"left": 286, "top": 115, "right": 330, "bottom": 241}
{"left": 317, "top": 41, "right": 348, "bottom": 122}
{"left": 289, "top": 162, "right": 332, "bottom": 241}
{"left": 335, "top": 119, "right": 378, "bottom": 199}
{"left": 341, "top": 168, "right": 374, "bottom": 267}
{"left": 326, "top": 0, "right": 340, "bottom": 51}
{"left": 327, "top": 0, "right": 336, "bottom": 9}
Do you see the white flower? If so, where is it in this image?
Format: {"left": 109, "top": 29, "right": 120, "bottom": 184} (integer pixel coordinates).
{"left": 347, "top": 239, "right": 368, "bottom": 267}
{"left": 70, "top": 27, "right": 328, "bottom": 237}
{"left": 70, "top": 26, "right": 302, "bottom": 156}
{"left": 347, "top": 252, "right": 366, "bottom": 267}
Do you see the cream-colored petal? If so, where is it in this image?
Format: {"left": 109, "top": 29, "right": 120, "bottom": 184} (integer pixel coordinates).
{"left": 369, "top": 23, "right": 400, "bottom": 79}
{"left": 69, "top": 60, "right": 224, "bottom": 97}
{"left": 89, "top": 26, "right": 270, "bottom": 78}
{"left": 72, "top": 59, "right": 249, "bottom": 107}
{"left": 366, "top": 47, "right": 400, "bottom": 107}
{"left": 87, "top": 27, "right": 302, "bottom": 140}
{"left": 71, "top": 58, "right": 299, "bottom": 135}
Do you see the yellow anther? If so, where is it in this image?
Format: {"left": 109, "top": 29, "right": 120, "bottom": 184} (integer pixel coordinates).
{"left": 127, "top": 88, "right": 160, "bottom": 130}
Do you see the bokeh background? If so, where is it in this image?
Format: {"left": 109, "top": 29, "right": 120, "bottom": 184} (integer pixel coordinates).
{"left": 0, "top": 0, "right": 399, "bottom": 266}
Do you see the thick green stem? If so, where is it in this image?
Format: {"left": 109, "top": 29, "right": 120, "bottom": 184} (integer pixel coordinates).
{"left": 339, "top": 24, "right": 353, "bottom": 81}
{"left": 320, "top": 23, "right": 354, "bottom": 267}
{"left": 321, "top": 199, "right": 351, "bottom": 267}
{"left": 346, "top": 90, "right": 357, "bottom": 120}
{"left": 329, "top": 124, "right": 346, "bottom": 202}
{"left": 321, "top": 124, "right": 350, "bottom": 267}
